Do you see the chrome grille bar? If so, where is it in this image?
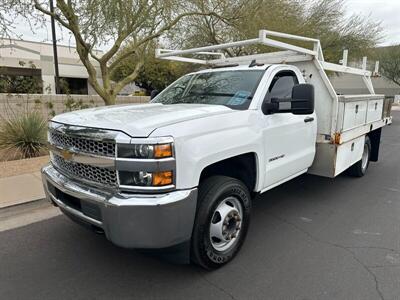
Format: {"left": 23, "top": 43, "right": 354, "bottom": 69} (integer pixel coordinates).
{"left": 49, "top": 129, "right": 116, "bottom": 157}
{"left": 52, "top": 154, "right": 118, "bottom": 186}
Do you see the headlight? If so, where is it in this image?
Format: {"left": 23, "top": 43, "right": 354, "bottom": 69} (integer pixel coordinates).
{"left": 117, "top": 143, "right": 173, "bottom": 159}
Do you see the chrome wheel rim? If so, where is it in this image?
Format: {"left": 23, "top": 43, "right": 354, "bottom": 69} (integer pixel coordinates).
{"left": 361, "top": 143, "right": 369, "bottom": 171}
{"left": 209, "top": 197, "right": 243, "bottom": 252}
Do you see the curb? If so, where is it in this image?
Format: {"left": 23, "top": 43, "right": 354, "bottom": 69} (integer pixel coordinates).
{"left": 0, "top": 198, "right": 60, "bottom": 233}
{"left": 0, "top": 198, "right": 51, "bottom": 218}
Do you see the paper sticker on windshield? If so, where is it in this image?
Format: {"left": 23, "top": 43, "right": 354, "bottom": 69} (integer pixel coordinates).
{"left": 228, "top": 91, "right": 251, "bottom": 106}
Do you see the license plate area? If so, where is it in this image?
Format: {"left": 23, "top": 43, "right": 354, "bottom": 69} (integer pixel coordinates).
{"left": 47, "top": 181, "right": 102, "bottom": 221}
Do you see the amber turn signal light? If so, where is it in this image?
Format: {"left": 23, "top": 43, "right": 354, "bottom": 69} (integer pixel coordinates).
{"left": 152, "top": 171, "right": 173, "bottom": 186}
{"left": 154, "top": 144, "right": 173, "bottom": 158}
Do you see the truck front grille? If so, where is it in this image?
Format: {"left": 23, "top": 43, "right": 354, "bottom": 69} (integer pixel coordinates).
{"left": 50, "top": 130, "right": 115, "bottom": 157}
{"left": 52, "top": 154, "right": 117, "bottom": 186}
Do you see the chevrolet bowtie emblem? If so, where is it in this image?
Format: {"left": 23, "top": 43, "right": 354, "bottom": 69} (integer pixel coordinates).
{"left": 61, "top": 149, "right": 74, "bottom": 160}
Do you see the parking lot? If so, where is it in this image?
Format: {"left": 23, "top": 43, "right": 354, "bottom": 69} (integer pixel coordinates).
{"left": 0, "top": 111, "right": 399, "bottom": 300}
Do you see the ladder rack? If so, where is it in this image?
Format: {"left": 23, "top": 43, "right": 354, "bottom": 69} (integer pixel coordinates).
{"left": 156, "top": 29, "right": 372, "bottom": 78}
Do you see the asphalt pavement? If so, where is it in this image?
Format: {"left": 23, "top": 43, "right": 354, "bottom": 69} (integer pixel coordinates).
{"left": 0, "top": 112, "right": 399, "bottom": 300}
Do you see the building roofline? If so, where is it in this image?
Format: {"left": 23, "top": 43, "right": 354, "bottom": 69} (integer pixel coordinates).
{"left": 0, "top": 43, "right": 41, "bottom": 55}
{"left": 0, "top": 38, "right": 103, "bottom": 53}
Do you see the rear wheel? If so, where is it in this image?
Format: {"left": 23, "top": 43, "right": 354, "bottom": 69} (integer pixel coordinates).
{"left": 191, "top": 176, "right": 251, "bottom": 270}
{"left": 348, "top": 136, "right": 371, "bottom": 177}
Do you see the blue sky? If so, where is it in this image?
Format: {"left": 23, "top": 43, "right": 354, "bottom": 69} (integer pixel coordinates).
{"left": 14, "top": 0, "right": 400, "bottom": 47}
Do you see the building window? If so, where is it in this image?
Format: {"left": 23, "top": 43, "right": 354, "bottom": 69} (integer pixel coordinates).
{"left": 59, "top": 77, "right": 88, "bottom": 95}
{"left": 0, "top": 66, "right": 42, "bottom": 94}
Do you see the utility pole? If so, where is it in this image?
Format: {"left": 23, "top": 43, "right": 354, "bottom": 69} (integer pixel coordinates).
{"left": 50, "top": 0, "right": 60, "bottom": 94}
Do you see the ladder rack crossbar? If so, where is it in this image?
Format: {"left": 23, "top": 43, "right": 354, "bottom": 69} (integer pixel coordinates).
{"left": 155, "top": 29, "right": 373, "bottom": 77}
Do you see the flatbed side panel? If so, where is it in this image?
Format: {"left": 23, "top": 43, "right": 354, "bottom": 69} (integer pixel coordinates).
{"left": 338, "top": 117, "right": 392, "bottom": 144}
{"left": 308, "top": 143, "right": 336, "bottom": 178}
{"left": 309, "top": 135, "right": 365, "bottom": 178}
{"left": 334, "top": 135, "right": 365, "bottom": 176}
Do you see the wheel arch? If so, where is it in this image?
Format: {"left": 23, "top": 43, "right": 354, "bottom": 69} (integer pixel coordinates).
{"left": 198, "top": 152, "right": 260, "bottom": 194}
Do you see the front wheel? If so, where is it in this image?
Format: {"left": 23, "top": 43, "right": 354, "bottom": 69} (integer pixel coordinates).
{"left": 348, "top": 136, "right": 371, "bottom": 177}
{"left": 191, "top": 176, "right": 251, "bottom": 270}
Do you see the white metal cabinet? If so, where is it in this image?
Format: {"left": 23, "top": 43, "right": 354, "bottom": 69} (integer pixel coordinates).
{"left": 341, "top": 101, "right": 367, "bottom": 130}
{"left": 337, "top": 95, "right": 385, "bottom": 132}
{"left": 335, "top": 135, "right": 365, "bottom": 176}
{"left": 366, "top": 99, "right": 383, "bottom": 123}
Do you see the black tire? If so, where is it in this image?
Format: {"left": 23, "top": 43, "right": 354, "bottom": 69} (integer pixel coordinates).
{"left": 191, "top": 176, "right": 251, "bottom": 270}
{"left": 348, "top": 136, "right": 371, "bottom": 177}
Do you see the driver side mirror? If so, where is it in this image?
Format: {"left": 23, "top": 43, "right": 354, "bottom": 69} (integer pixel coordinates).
{"left": 261, "top": 84, "right": 314, "bottom": 115}
{"left": 291, "top": 84, "right": 314, "bottom": 115}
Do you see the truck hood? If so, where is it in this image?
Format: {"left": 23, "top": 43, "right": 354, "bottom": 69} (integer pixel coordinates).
{"left": 52, "top": 103, "right": 235, "bottom": 137}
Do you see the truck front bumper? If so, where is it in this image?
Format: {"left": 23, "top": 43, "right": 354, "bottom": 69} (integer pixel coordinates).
{"left": 41, "top": 164, "right": 198, "bottom": 249}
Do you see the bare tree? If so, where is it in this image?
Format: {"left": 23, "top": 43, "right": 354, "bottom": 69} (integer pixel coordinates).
{"left": 301, "top": 0, "right": 382, "bottom": 62}
{"left": 32, "top": 0, "right": 222, "bottom": 105}
{"left": 1, "top": 0, "right": 36, "bottom": 39}
{"left": 0, "top": 1, "right": 18, "bottom": 38}
{"left": 378, "top": 45, "right": 400, "bottom": 86}
{"left": 168, "top": 0, "right": 262, "bottom": 56}
{"left": 170, "top": 0, "right": 382, "bottom": 63}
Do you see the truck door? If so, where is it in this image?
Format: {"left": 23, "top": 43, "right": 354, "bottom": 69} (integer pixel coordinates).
{"left": 262, "top": 70, "right": 316, "bottom": 189}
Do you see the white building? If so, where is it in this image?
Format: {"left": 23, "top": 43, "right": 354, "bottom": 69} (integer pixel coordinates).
{"left": 0, "top": 39, "right": 143, "bottom": 95}
{"left": 0, "top": 39, "right": 106, "bottom": 94}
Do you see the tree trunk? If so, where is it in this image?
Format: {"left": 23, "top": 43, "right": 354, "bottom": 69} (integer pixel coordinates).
{"left": 103, "top": 93, "right": 117, "bottom": 106}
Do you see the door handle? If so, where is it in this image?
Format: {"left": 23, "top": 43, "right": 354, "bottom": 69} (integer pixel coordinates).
{"left": 304, "top": 117, "right": 314, "bottom": 123}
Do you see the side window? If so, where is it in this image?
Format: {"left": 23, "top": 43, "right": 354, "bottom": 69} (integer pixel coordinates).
{"left": 264, "top": 72, "right": 299, "bottom": 103}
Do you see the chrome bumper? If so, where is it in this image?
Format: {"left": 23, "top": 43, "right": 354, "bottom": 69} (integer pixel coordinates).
{"left": 41, "top": 164, "right": 198, "bottom": 248}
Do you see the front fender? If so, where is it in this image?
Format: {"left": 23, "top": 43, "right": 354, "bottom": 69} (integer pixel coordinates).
{"left": 151, "top": 110, "right": 265, "bottom": 190}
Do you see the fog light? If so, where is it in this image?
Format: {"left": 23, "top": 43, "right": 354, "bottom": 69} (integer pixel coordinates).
{"left": 119, "top": 171, "right": 153, "bottom": 186}
{"left": 118, "top": 170, "right": 173, "bottom": 187}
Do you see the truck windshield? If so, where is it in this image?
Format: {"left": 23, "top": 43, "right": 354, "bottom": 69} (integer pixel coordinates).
{"left": 151, "top": 70, "right": 264, "bottom": 110}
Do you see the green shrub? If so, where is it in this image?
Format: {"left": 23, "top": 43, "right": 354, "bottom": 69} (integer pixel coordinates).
{"left": 0, "top": 111, "right": 48, "bottom": 160}
{"left": 64, "top": 96, "right": 91, "bottom": 112}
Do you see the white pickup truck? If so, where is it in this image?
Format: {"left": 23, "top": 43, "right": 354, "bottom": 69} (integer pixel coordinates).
{"left": 42, "top": 30, "right": 392, "bottom": 270}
